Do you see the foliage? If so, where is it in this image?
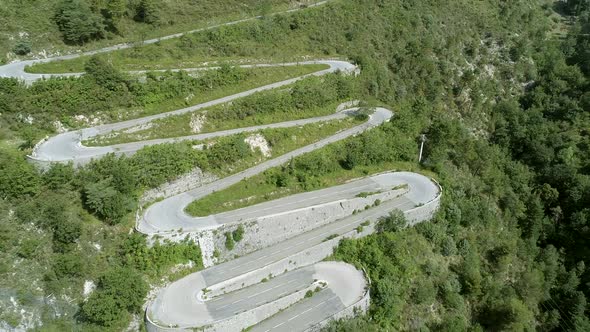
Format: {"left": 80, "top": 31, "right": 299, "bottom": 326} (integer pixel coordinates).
{"left": 134, "top": 0, "right": 159, "bottom": 24}
{"left": 120, "top": 233, "right": 203, "bottom": 276}
{"left": 232, "top": 225, "right": 244, "bottom": 242}
{"left": 12, "top": 40, "right": 32, "bottom": 55}
{"left": 83, "top": 178, "right": 134, "bottom": 224}
{"left": 85, "top": 70, "right": 346, "bottom": 146}
{"left": 0, "top": 0, "right": 300, "bottom": 58}
{"left": 54, "top": 0, "right": 106, "bottom": 44}
{"left": 375, "top": 211, "right": 407, "bottom": 233}
{"left": 0, "top": 148, "right": 41, "bottom": 198}
{"left": 81, "top": 267, "right": 147, "bottom": 326}
{"left": 225, "top": 232, "right": 235, "bottom": 250}
{"left": 84, "top": 56, "right": 126, "bottom": 91}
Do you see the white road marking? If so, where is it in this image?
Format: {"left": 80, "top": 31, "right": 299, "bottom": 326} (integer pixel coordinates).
{"left": 301, "top": 307, "right": 313, "bottom": 315}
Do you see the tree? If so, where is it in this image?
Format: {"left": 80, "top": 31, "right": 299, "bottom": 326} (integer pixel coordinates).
{"left": 54, "top": 0, "right": 106, "bottom": 44}
{"left": 0, "top": 149, "right": 41, "bottom": 198}
{"left": 102, "top": 0, "right": 128, "bottom": 32}
{"left": 98, "top": 267, "right": 148, "bottom": 312}
{"left": 13, "top": 40, "right": 32, "bottom": 55}
{"left": 53, "top": 252, "right": 84, "bottom": 278}
{"left": 134, "top": 0, "right": 159, "bottom": 24}
{"left": 43, "top": 163, "right": 75, "bottom": 190}
{"left": 82, "top": 291, "right": 125, "bottom": 326}
{"left": 106, "top": 0, "right": 127, "bottom": 18}
{"left": 376, "top": 210, "right": 407, "bottom": 233}
{"left": 84, "top": 56, "right": 126, "bottom": 91}
{"left": 53, "top": 218, "right": 82, "bottom": 247}
{"left": 81, "top": 267, "right": 148, "bottom": 325}
{"left": 84, "top": 178, "right": 134, "bottom": 223}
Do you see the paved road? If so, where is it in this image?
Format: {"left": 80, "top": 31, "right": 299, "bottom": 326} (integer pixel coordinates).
{"left": 137, "top": 107, "right": 392, "bottom": 233}
{"left": 0, "top": 3, "right": 442, "bottom": 330}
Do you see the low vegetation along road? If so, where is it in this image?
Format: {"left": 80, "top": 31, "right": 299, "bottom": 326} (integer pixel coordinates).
{"left": 0, "top": 5, "right": 441, "bottom": 332}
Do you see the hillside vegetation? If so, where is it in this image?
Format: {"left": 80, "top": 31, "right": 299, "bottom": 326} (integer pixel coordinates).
{"left": 0, "top": 0, "right": 589, "bottom": 331}
{"left": 0, "top": 0, "right": 304, "bottom": 63}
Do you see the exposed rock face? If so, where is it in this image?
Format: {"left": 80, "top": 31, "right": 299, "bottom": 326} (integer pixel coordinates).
{"left": 244, "top": 133, "right": 271, "bottom": 157}
{"left": 190, "top": 113, "right": 206, "bottom": 134}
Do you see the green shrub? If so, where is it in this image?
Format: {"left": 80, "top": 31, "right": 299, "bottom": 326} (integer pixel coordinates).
{"left": 232, "top": 225, "right": 245, "bottom": 242}
{"left": 376, "top": 210, "right": 407, "bottom": 233}
{"left": 54, "top": 0, "right": 106, "bottom": 44}
{"left": 225, "top": 232, "right": 235, "bottom": 250}
{"left": 13, "top": 40, "right": 32, "bottom": 55}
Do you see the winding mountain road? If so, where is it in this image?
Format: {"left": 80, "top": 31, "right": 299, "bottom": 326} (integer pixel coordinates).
{"left": 24, "top": 60, "right": 360, "bottom": 166}
{"left": 0, "top": 3, "right": 442, "bottom": 331}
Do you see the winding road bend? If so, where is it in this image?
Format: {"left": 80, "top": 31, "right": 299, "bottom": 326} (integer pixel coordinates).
{"left": 0, "top": 3, "right": 442, "bottom": 331}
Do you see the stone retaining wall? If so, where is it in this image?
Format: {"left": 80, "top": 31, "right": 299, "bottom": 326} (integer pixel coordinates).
{"left": 212, "top": 188, "right": 408, "bottom": 262}
{"left": 140, "top": 168, "right": 218, "bottom": 204}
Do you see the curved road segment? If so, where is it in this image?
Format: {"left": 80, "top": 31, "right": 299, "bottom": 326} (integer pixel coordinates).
{"left": 146, "top": 172, "right": 440, "bottom": 331}
{"left": 24, "top": 60, "right": 359, "bottom": 166}
{"left": 0, "top": 4, "right": 442, "bottom": 331}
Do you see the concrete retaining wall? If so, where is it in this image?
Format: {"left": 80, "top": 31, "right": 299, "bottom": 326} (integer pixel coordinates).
{"left": 140, "top": 168, "right": 218, "bottom": 204}
{"left": 208, "top": 218, "right": 374, "bottom": 298}
{"left": 212, "top": 188, "right": 408, "bottom": 262}
{"left": 404, "top": 178, "right": 442, "bottom": 226}
{"left": 210, "top": 282, "right": 324, "bottom": 332}
{"left": 145, "top": 188, "right": 407, "bottom": 268}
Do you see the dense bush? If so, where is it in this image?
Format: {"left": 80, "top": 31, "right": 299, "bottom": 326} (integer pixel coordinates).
{"left": 54, "top": 0, "right": 106, "bottom": 44}
{"left": 81, "top": 267, "right": 148, "bottom": 326}
{"left": 0, "top": 148, "right": 41, "bottom": 198}
{"left": 12, "top": 40, "right": 32, "bottom": 55}
{"left": 120, "top": 233, "right": 203, "bottom": 275}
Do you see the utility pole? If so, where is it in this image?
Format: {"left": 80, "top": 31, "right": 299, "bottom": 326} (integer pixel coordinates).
{"left": 418, "top": 134, "right": 426, "bottom": 163}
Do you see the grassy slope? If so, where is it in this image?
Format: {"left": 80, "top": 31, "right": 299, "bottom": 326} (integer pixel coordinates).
{"left": 206, "top": 117, "right": 363, "bottom": 178}
{"left": 0, "top": 0, "right": 303, "bottom": 63}
{"left": 112, "top": 64, "right": 328, "bottom": 121}
{"left": 66, "top": 64, "right": 327, "bottom": 128}
{"left": 85, "top": 98, "right": 343, "bottom": 146}
{"left": 25, "top": 2, "right": 336, "bottom": 73}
